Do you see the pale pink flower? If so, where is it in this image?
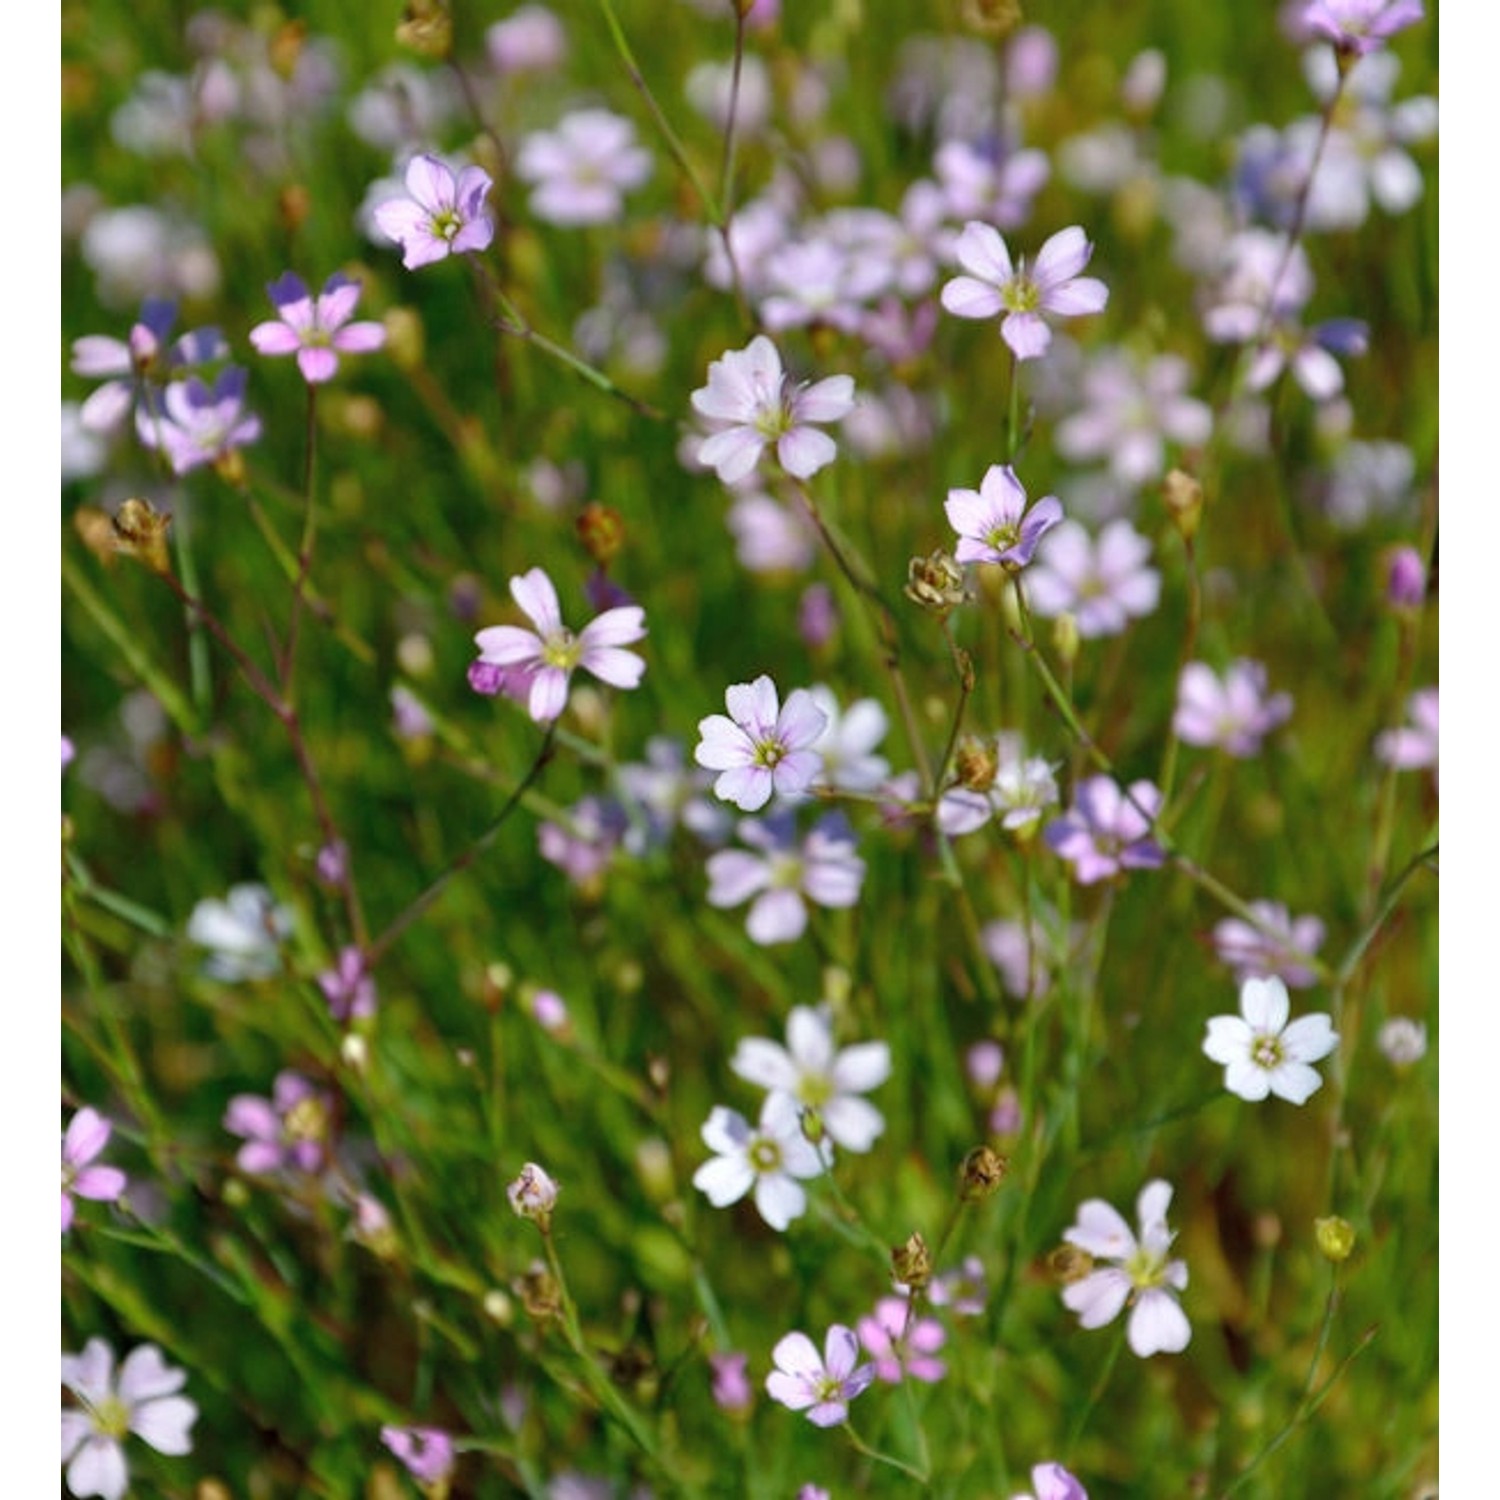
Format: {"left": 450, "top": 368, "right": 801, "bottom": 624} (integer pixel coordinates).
{"left": 472, "top": 567, "right": 646, "bottom": 724}
{"left": 857, "top": 1296, "right": 947, "bottom": 1383}
{"left": 1025, "top": 519, "right": 1161, "bottom": 637}
{"left": 373, "top": 154, "right": 495, "bottom": 269}
{"left": 62, "top": 1107, "right": 127, "bottom": 1233}
{"left": 1044, "top": 776, "right": 1165, "bottom": 884}
{"left": 1301, "top": 0, "right": 1424, "bottom": 55}
{"left": 62, "top": 1340, "right": 197, "bottom": 1500}
{"left": 765, "top": 1324, "right": 876, "bottom": 1426}
{"left": 1012, "top": 1461, "right": 1089, "bottom": 1500}
{"left": 694, "top": 674, "right": 828, "bottom": 811}
{"left": 1062, "top": 1180, "right": 1190, "bottom": 1357}
{"left": 248, "top": 271, "right": 386, "bottom": 385}
{"left": 946, "top": 464, "right": 1064, "bottom": 569}
{"left": 1173, "top": 659, "right": 1292, "bottom": 757}
{"left": 1374, "top": 686, "right": 1437, "bottom": 785}
{"left": 691, "top": 336, "right": 855, "bottom": 485}
{"left": 1212, "top": 901, "right": 1326, "bottom": 989}
{"left": 515, "top": 108, "right": 651, "bottom": 225}
{"left": 380, "top": 1426, "right": 456, "bottom": 1485}
{"left": 941, "top": 222, "right": 1109, "bottom": 360}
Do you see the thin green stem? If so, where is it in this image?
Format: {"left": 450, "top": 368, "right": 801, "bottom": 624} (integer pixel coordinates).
{"left": 842, "top": 1421, "right": 931, "bottom": 1485}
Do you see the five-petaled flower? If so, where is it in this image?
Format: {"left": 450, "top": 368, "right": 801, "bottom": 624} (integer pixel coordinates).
{"left": 1061, "top": 1179, "right": 1191, "bottom": 1357}
{"left": 62, "top": 1339, "right": 197, "bottom": 1500}
{"left": 1173, "top": 659, "right": 1293, "bottom": 757}
{"left": 1301, "top": 0, "right": 1425, "bottom": 57}
{"left": 692, "top": 1092, "right": 828, "bottom": 1230}
{"left": 1044, "top": 776, "right": 1165, "bottom": 884}
{"left": 472, "top": 566, "right": 647, "bottom": 725}
{"left": 62, "top": 1107, "right": 127, "bottom": 1233}
{"left": 695, "top": 674, "right": 828, "bottom": 811}
{"left": 690, "top": 336, "right": 856, "bottom": 485}
{"left": 941, "top": 222, "right": 1109, "bottom": 360}
{"left": 765, "top": 1324, "right": 876, "bottom": 1426}
{"left": 1203, "top": 976, "right": 1339, "bottom": 1104}
{"left": 946, "top": 464, "right": 1064, "bottom": 569}
{"left": 374, "top": 153, "right": 496, "bottom": 269}
{"left": 249, "top": 271, "right": 387, "bottom": 385}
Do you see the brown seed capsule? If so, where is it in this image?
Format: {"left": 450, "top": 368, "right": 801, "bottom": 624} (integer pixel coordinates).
{"left": 953, "top": 736, "right": 999, "bottom": 793}
{"left": 396, "top": 0, "right": 452, "bottom": 58}
{"left": 577, "top": 502, "right": 626, "bottom": 567}
{"left": 1047, "top": 1243, "right": 1094, "bottom": 1285}
{"left": 905, "top": 549, "right": 967, "bottom": 616}
{"left": 111, "top": 498, "right": 174, "bottom": 574}
{"left": 960, "top": 1145, "right": 1010, "bottom": 1200}
{"left": 891, "top": 1231, "right": 933, "bottom": 1291}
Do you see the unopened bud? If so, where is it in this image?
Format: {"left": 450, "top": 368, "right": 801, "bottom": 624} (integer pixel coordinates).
{"left": 268, "top": 20, "right": 308, "bottom": 79}
{"left": 340, "top": 1033, "right": 368, "bottom": 1073}
{"left": 507, "top": 1162, "right": 559, "bottom": 1229}
{"left": 111, "top": 498, "right": 174, "bottom": 574}
{"left": 1163, "top": 467, "right": 1204, "bottom": 542}
{"left": 799, "top": 1106, "right": 826, "bottom": 1147}
{"left": 1315, "top": 1215, "right": 1356, "bottom": 1263}
{"left": 278, "top": 183, "right": 311, "bottom": 235}
{"left": 351, "top": 1193, "right": 400, "bottom": 1260}
{"left": 891, "top": 1231, "right": 933, "bottom": 1291}
{"left": 577, "top": 502, "right": 625, "bottom": 567}
{"left": 396, "top": 0, "right": 452, "bottom": 58}
{"left": 483, "top": 1288, "right": 515, "bottom": 1326}
{"left": 1385, "top": 545, "right": 1426, "bottom": 613}
{"left": 516, "top": 1260, "right": 561, "bottom": 1322}
{"left": 953, "top": 735, "right": 999, "bottom": 793}
{"left": 905, "top": 549, "right": 967, "bottom": 616}
{"left": 1048, "top": 1244, "right": 1093, "bottom": 1284}
{"left": 1051, "top": 612, "right": 1080, "bottom": 668}
{"left": 960, "top": 1144, "right": 1009, "bottom": 1200}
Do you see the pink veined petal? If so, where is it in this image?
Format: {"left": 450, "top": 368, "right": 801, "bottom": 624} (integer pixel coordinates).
{"left": 62, "top": 1193, "right": 75, "bottom": 1233}
{"left": 1032, "top": 226, "right": 1092, "bottom": 287}
{"left": 80, "top": 382, "right": 134, "bottom": 432}
{"left": 248, "top": 321, "right": 303, "bottom": 356}
{"left": 944, "top": 486, "right": 988, "bottom": 538}
{"left": 62, "top": 1410, "right": 94, "bottom": 1463}
{"left": 64, "top": 1108, "right": 111, "bottom": 1167}
{"left": 695, "top": 716, "right": 753, "bottom": 770}
{"left": 317, "top": 280, "right": 364, "bottom": 329}
{"left": 1045, "top": 275, "right": 1110, "bottom": 316}
{"left": 776, "top": 688, "right": 830, "bottom": 749}
{"left": 331, "top": 321, "right": 388, "bottom": 354}
{"left": 979, "top": 462, "right": 1027, "bottom": 520}
{"left": 777, "top": 425, "right": 838, "bottom": 478}
{"left": 527, "top": 666, "right": 570, "bottom": 722}
{"left": 796, "top": 374, "right": 857, "bottom": 422}
{"left": 1240, "top": 976, "right": 1290, "bottom": 1033}
{"left": 1001, "top": 311, "right": 1052, "bottom": 360}
{"left": 401, "top": 234, "right": 456, "bottom": 271}
{"left": 1268, "top": 1060, "right": 1325, "bottom": 1105}
{"left": 765, "top": 1369, "right": 817, "bottom": 1409}
{"left": 699, "top": 1104, "right": 750, "bottom": 1155}
{"left": 404, "top": 153, "right": 454, "bottom": 212}
{"left": 130, "top": 1394, "right": 198, "bottom": 1455}
{"left": 62, "top": 1338, "right": 116, "bottom": 1404}
{"left": 1128, "top": 1289, "right": 1190, "bottom": 1356}
{"left": 954, "top": 221, "right": 1014, "bottom": 283}
{"left": 728, "top": 675, "right": 780, "bottom": 733}
{"left": 806, "top": 1398, "right": 850, "bottom": 1427}
{"left": 373, "top": 198, "right": 431, "bottom": 245}
{"left": 1136, "top": 1179, "right": 1174, "bottom": 1230}
{"left": 73, "top": 1165, "right": 127, "bottom": 1202}
{"left": 830, "top": 1039, "right": 891, "bottom": 1093}
{"left": 698, "top": 425, "right": 767, "bottom": 484}
{"left": 784, "top": 1006, "right": 834, "bottom": 1072}
{"left": 1062, "top": 1267, "right": 1132, "bottom": 1328}
{"left": 474, "top": 624, "right": 544, "bottom": 667}
{"left": 71, "top": 337, "right": 133, "bottom": 377}
{"left": 941, "top": 276, "right": 1007, "bottom": 320}
{"left": 67, "top": 1437, "right": 129, "bottom": 1500}
{"left": 296, "top": 347, "right": 339, "bottom": 384}
{"left": 509, "top": 568, "right": 564, "bottom": 635}
{"left": 451, "top": 217, "right": 495, "bottom": 256}
{"left": 1293, "top": 345, "right": 1344, "bottom": 401}
{"left": 937, "top": 788, "right": 994, "bottom": 835}
{"left": 822, "top": 1324, "right": 863, "bottom": 1380}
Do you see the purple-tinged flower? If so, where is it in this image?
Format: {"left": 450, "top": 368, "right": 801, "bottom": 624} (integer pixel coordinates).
{"left": 70, "top": 298, "right": 226, "bottom": 437}
{"left": 1173, "top": 659, "right": 1292, "bottom": 757}
{"left": 223, "top": 1069, "right": 332, "bottom": 1176}
{"left": 1385, "top": 545, "right": 1427, "bottom": 611}
{"left": 486, "top": 4, "right": 567, "bottom": 75}
{"left": 1212, "top": 901, "right": 1327, "bottom": 989}
{"left": 758, "top": 237, "right": 892, "bottom": 335}
{"left": 706, "top": 812, "right": 866, "bottom": 945}
{"left": 982, "top": 916, "right": 1073, "bottom": 1000}
{"left": 319, "top": 946, "right": 376, "bottom": 1023}
{"left": 391, "top": 684, "right": 435, "bottom": 740}
{"left": 62, "top": 1340, "right": 197, "bottom": 1500}
{"left": 1012, "top": 1461, "right": 1089, "bottom": 1500}
{"left": 248, "top": 272, "right": 386, "bottom": 385}
{"left": 931, "top": 1255, "right": 989, "bottom": 1316}
{"left": 1376, "top": 1016, "right": 1427, "bottom": 1067}
{"left": 1301, "top": 0, "right": 1424, "bottom": 56}
{"left": 1374, "top": 686, "right": 1437, "bottom": 785}
{"left": 694, "top": 675, "right": 828, "bottom": 811}
{"left": 806, "top": 686, "right": 891, "bottom": 794}
{"left": 538, "top": 796, "right": 629, "bottom": 890}
{"left": 939, "top": 732, "right": 1059, "bottom": 839}
{"left": 515, "top": 108, "right": 651, "bottom": 226}
{"left": 941, "top": 222, "right": 1109, "bottom": 361}
{"left": 857, "top": 1297, "right": 947, "bottom": 1384}
{"left": 690, "top": 336, "right": 856, "bottom": 485}
{"left": 155, "top": 366, "right": 262, "bottom": 475}
{"left": 1062, "top": 1179, "right": 1190, "bottom": 1357}
{"left": 1246, "top": 317, "right": 1368, "bottom": 402}
{"left": 507, "top": 1162, "right": 559, "bottom": 1224}
{"left": 933, "top": 138, "right": 1051, "bottom": 230}
{"left": 946, "top": 464, "right": 1064, "bottom": 569}
{"left": 374, "top": 154, "right": 495, "bottom": 269}
{"left": 473, "top": 566, "right": 646, "bottom": 724}
{"left": 62, "top": 1107, "right": 127, "bottom": 1233}
{"left": 692, "top": 1092, "right": 827, "bottom": 1230}
{"left": 1025, "top": 519, "right": 1161, "bottom": 637}
{"left": 731, "top": 1003, "right": 890, "bottom": 1152}
{"left": 1045, "top": 776, "right": 1165, "bottom": 884}
{"left": 709, "top": 1352, "right": 754, "bottom": 1416}
{"left": 1204, "top": 976, "right": 1339, "bottom": 1104}
{"left": 617, "top": 736, "right": 730, "bottom": 850}
{"left": 799, "top": 583, "right": 839, "bottom": 651}
{"left": 726, "top": 492, "right": 817, "bottom": 575}
{"left": 1054, "top": 351, "right": 1213, "bottom": 489}
{"left": 765, "top": 1324, "right": 876, "bottom": 1426}
{"left": 1202, "top": 230, "right": 1313, "bottom": 344}
{"left": 380, "top": 1426, "right": 456, "bottom": 1486}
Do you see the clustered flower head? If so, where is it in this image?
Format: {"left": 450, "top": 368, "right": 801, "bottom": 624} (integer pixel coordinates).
{"left": 941, "top": 222, "right": 1109, "bottom": 360}
{"left": 1203, "top": 976, "right": 1339, "bottom": 1103}
{"left": 695, "top": 674, "right": 829, "bottom": 811}
{"left": 472, "top": 566, "right": 647, "bottom": 725}
{"left": 249, "top": 271, "right": 387, "bottom": 384}
{"left": 946, "top": 464, "right": 1064, "bottom": 569}
{"left": 374, "top": 153, "right": 495, "bottom": 268}
{"left": 1061, "top": 1179, "right": 1191, "bottom": 1357}
{"left": 765, "top": 1323, "right": 876, "bottom": 1426}
{"left": 691, "top": 336, "right": 856, "bottom": 485}
{"left": 62, "top": 1339, "right": 197, "bottom": 1500}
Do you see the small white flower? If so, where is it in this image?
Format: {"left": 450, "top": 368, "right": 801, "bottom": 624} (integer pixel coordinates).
{"left": 1203, "top": 976, "right": 1339, "bottom": 1104}
{"left": 1376, "top": 1016, "right": 1427, "bottom": 1068}
{"left": 731, "top": 1004, "right": 891, "bottom": 1152}
{"left": 1062, "top": 1179, "right": 1190, "bottom": 1357}
{"left": 186, "top": 883, "right": 294, "bottom": 981}
{"left": 692, "top": 1092, "right": 828, "bottom": 1230}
